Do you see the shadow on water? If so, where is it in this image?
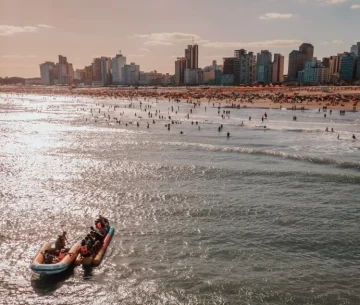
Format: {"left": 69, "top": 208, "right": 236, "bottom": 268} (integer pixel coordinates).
{"left": 30, "top": 265, "right": 75, "bottom": 295}
{"left": 82, "top": 265, "right": 94, "bottom": 280}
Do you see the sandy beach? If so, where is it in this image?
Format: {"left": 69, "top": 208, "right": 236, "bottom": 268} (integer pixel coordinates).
{"left": 0, "top": 85, "right": 359, "bottom": 111}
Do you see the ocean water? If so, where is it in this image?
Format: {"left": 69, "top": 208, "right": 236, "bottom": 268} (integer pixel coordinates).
{"left": 0, "top": 93, "right": 359, "bottom": 305}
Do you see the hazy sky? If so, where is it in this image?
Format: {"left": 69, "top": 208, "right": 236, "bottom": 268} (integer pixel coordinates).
{"left": 0, "top": 0, "right": 359, "bottom": 78}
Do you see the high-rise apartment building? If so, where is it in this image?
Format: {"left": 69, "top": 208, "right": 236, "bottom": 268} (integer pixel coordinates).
{"left": 112, "top": 53, "right": 126, "bottom": 84}
{"left": 256, "top": 50, "right": 272, "bottom": 84}
{"left": 221, "top": 57, "right": 236, "bottom": 85}
{"left": 272, "top": 54, "right": 284, "bottom": 83}
{"left": 340, "top": 53, "right": 358, "bottom": 83}
{"left": 233, "top": 49, "right": 256, "bottom": 85}
{"left": 288, "top": 43, "right": 314, "bottom": 81}
{"left": 92, "top": 58, "right": 102, "bottom": 82}
{"left": 121, "top": 62, "right": 140, "bottom": 85}
{"left": 175, "top": 57, "right": 186, "bottom": 85}
{"left": 39, "top": 61, "right": 55, "bottom": 85}
{"left": 56, "top": 55, "right": 74, "bottom": 85}
{"left": 322, "top": 57, "right": 330, "bottom": 68}
{"left": 353, "top": 42, "right": 360, "bottom": 80}
{"left": 302, "top": 58, "right": 330, "bottom": 84}
{"left": 100, "top": 57, "right": 112, "bottom": 85}
{"left": 84, "top": 65, "right": 93, "bottom": 84}
{"left": 185, "top": 45, "right": 198, "bottom": 69}
{"left": 350, "top": 43, "right": 360, "bottom": 55}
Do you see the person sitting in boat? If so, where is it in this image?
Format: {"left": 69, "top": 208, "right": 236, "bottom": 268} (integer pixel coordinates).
{"left": 90, "top": 226, "right": 104, "bottom": 241}
{"left": 95, "top": 220, "right": 105, "bottom": 235}
{"left": 80, "top": 240, "right": 91, "bottom": 257}
{"left": 97, "top": 215, "right": 109, "bottom": 231}
{"left": 44, "top": 250, "right": 56, "bottom": 264}
{"left": 58, "top": 249, "right": 67, "bottom": 261}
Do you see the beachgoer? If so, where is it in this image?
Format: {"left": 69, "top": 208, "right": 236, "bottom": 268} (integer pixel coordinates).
{"left": 55, "top": 231, "right": 68, "bottom": 250}
{"left": 44, "top": 250, "right": 56, "bottom": 264}
{"left": 80, "top": 240, "right": 91, "bottom": 257}
{"left": 90, "top": 226, "right": 104, "bottom": 240}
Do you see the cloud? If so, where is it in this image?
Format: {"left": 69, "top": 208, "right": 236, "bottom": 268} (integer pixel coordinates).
{"left": 317, "top": 0, "right": 347, "bottom": 4}
{"left": 37, "top": 24, "right": 54, "bottom": 28}
{"left": 203, "top": 39, "right": 302, "bottom": 49}
{"left": 133, "top": 32, "right": 202, "bottom": 46}
{"left": 321, "top": 41, "right": 329, "bottom": 44}
{"left": 0, "top": 24, "right": 54, "bottom": 36}
{"left": 2, "top": 55, "right": 37, "bottom": 59}
{"left": 332, "top": 40, "right": 343, "bottom": 44}
{"left": 259, "top": 13, "right": 294, "bottom": 20}
{"left": 351, "top": 4, "right": 360, "bottom": 9}
{"left": 138, "top": 48, "right": 150, "bottom": 52}
{"left": 0, "top": 25, "right": 37, "bottom": 36}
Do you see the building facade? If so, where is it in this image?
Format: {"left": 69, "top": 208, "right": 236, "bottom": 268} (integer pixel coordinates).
{"left": 175, "top": 57, "right": 186, "bottom": 85}
{"left": 100, "top": 57, "right": 112, "bottom": 85}
{"left": 256, "top": 50, "right": 272, "bottom": 84}
{"left": 233, "top": 50, "right": 256, "bottom": 86}
{"left": 340, "top": 53, "right": 358, "bottom": 83}
{"left": 302, "top": 58, "right": 330, "bottom": 85}
{"left": 272, "top": 54, "right": 284, "bottom": 83}
{"left": 39, "top": 61, "right": 55, "bottom": 85}
{"left": 185, "top": 44, "right": 198, "bottom": 69}
{"left": 184, "top": 68, "right": 203, "bottom": 85}
{"left": 112, "top": 54, "right": 126, "bottom": 84}
{"left": 92, "top": 58, "right": 102, "bottom": 82}
{"left": 56, "top": 55, "right": 74, "bottom": 85}
{"left": 121, "top": 63, "right": 140, "bottom": 85}
{"left": 288, "top": 43, "right": 314, "bottom": 81}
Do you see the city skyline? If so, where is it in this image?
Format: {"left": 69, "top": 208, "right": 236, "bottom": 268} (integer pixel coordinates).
{"left": 1, "top": 0, "right": 360, "bottom": 78}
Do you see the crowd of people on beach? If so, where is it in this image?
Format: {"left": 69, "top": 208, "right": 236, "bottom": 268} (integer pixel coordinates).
{"left": 1, "top": 86, "right": 359, "bottom": 141}
{"left": 0, "top": 86, "right": 360, "bottom": 109}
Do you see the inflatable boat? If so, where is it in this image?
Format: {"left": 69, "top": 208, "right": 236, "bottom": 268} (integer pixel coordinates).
{"left": 30, "top": 242, "right": 81, "bottom": 275}
{"left": 75, "top": 227, "right": 114, "bottom": 266}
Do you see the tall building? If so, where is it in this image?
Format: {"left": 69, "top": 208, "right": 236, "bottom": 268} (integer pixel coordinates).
{"left": 288, "top": 43, "right": 314, "bottom": 81}
{"left": 322, "top": 57, "right": 330, "bottom": 68}
{"left": 74, "top": 69, "right": 85, "bottom": 81}
{"left": 329, "top": 54, "right": 343, "bottom": 83}
{"left": 84, "top": 65, "right": 93, "bottom": 85}
{"left": 339, "top": 53, "right": 358, "bottom": 83}
{"left": 56, "top": 55, "right": 73, "bottom": 85}
{"left": 39, "top": 61, "right": 55, "bottom": 85}
{"left": 350, "top": 42, "right": 360, "bottom": 55}
{"left": 302, "top": 57, "right": 330, "bottom": 84}
{"left": 175, "top": 57, "right": 186, "bottom": 85}
{"left": 92, "top": 58, "right": 102, "bottom": 82}
{"left": 112, "top": 53, "right": 126, "bottom": 84}
{"left": 353, "top": 42, "right": 360, "bottom": 80}
{"left": 256, "top": 50, "right": 272, "bottom": 84}
{"left": 272, "top": 54, "right": 284, "bottom": 83}
{"left": 100, "top": 57, "right": 112, "bottom": 85}
{"left": 184, "top": 68, "right": 203, "bottom": 85}
{"left": 233, "top": 49, "right": 256, "bottom": 85}
{"left": 222, "top": 57, "right": 236, "bottom": 85}
{"left": 185, "top": 45, "right": 198, "bottom": 69}
{"left": 121, "top": 62, "right": 140, "bottom": 85}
